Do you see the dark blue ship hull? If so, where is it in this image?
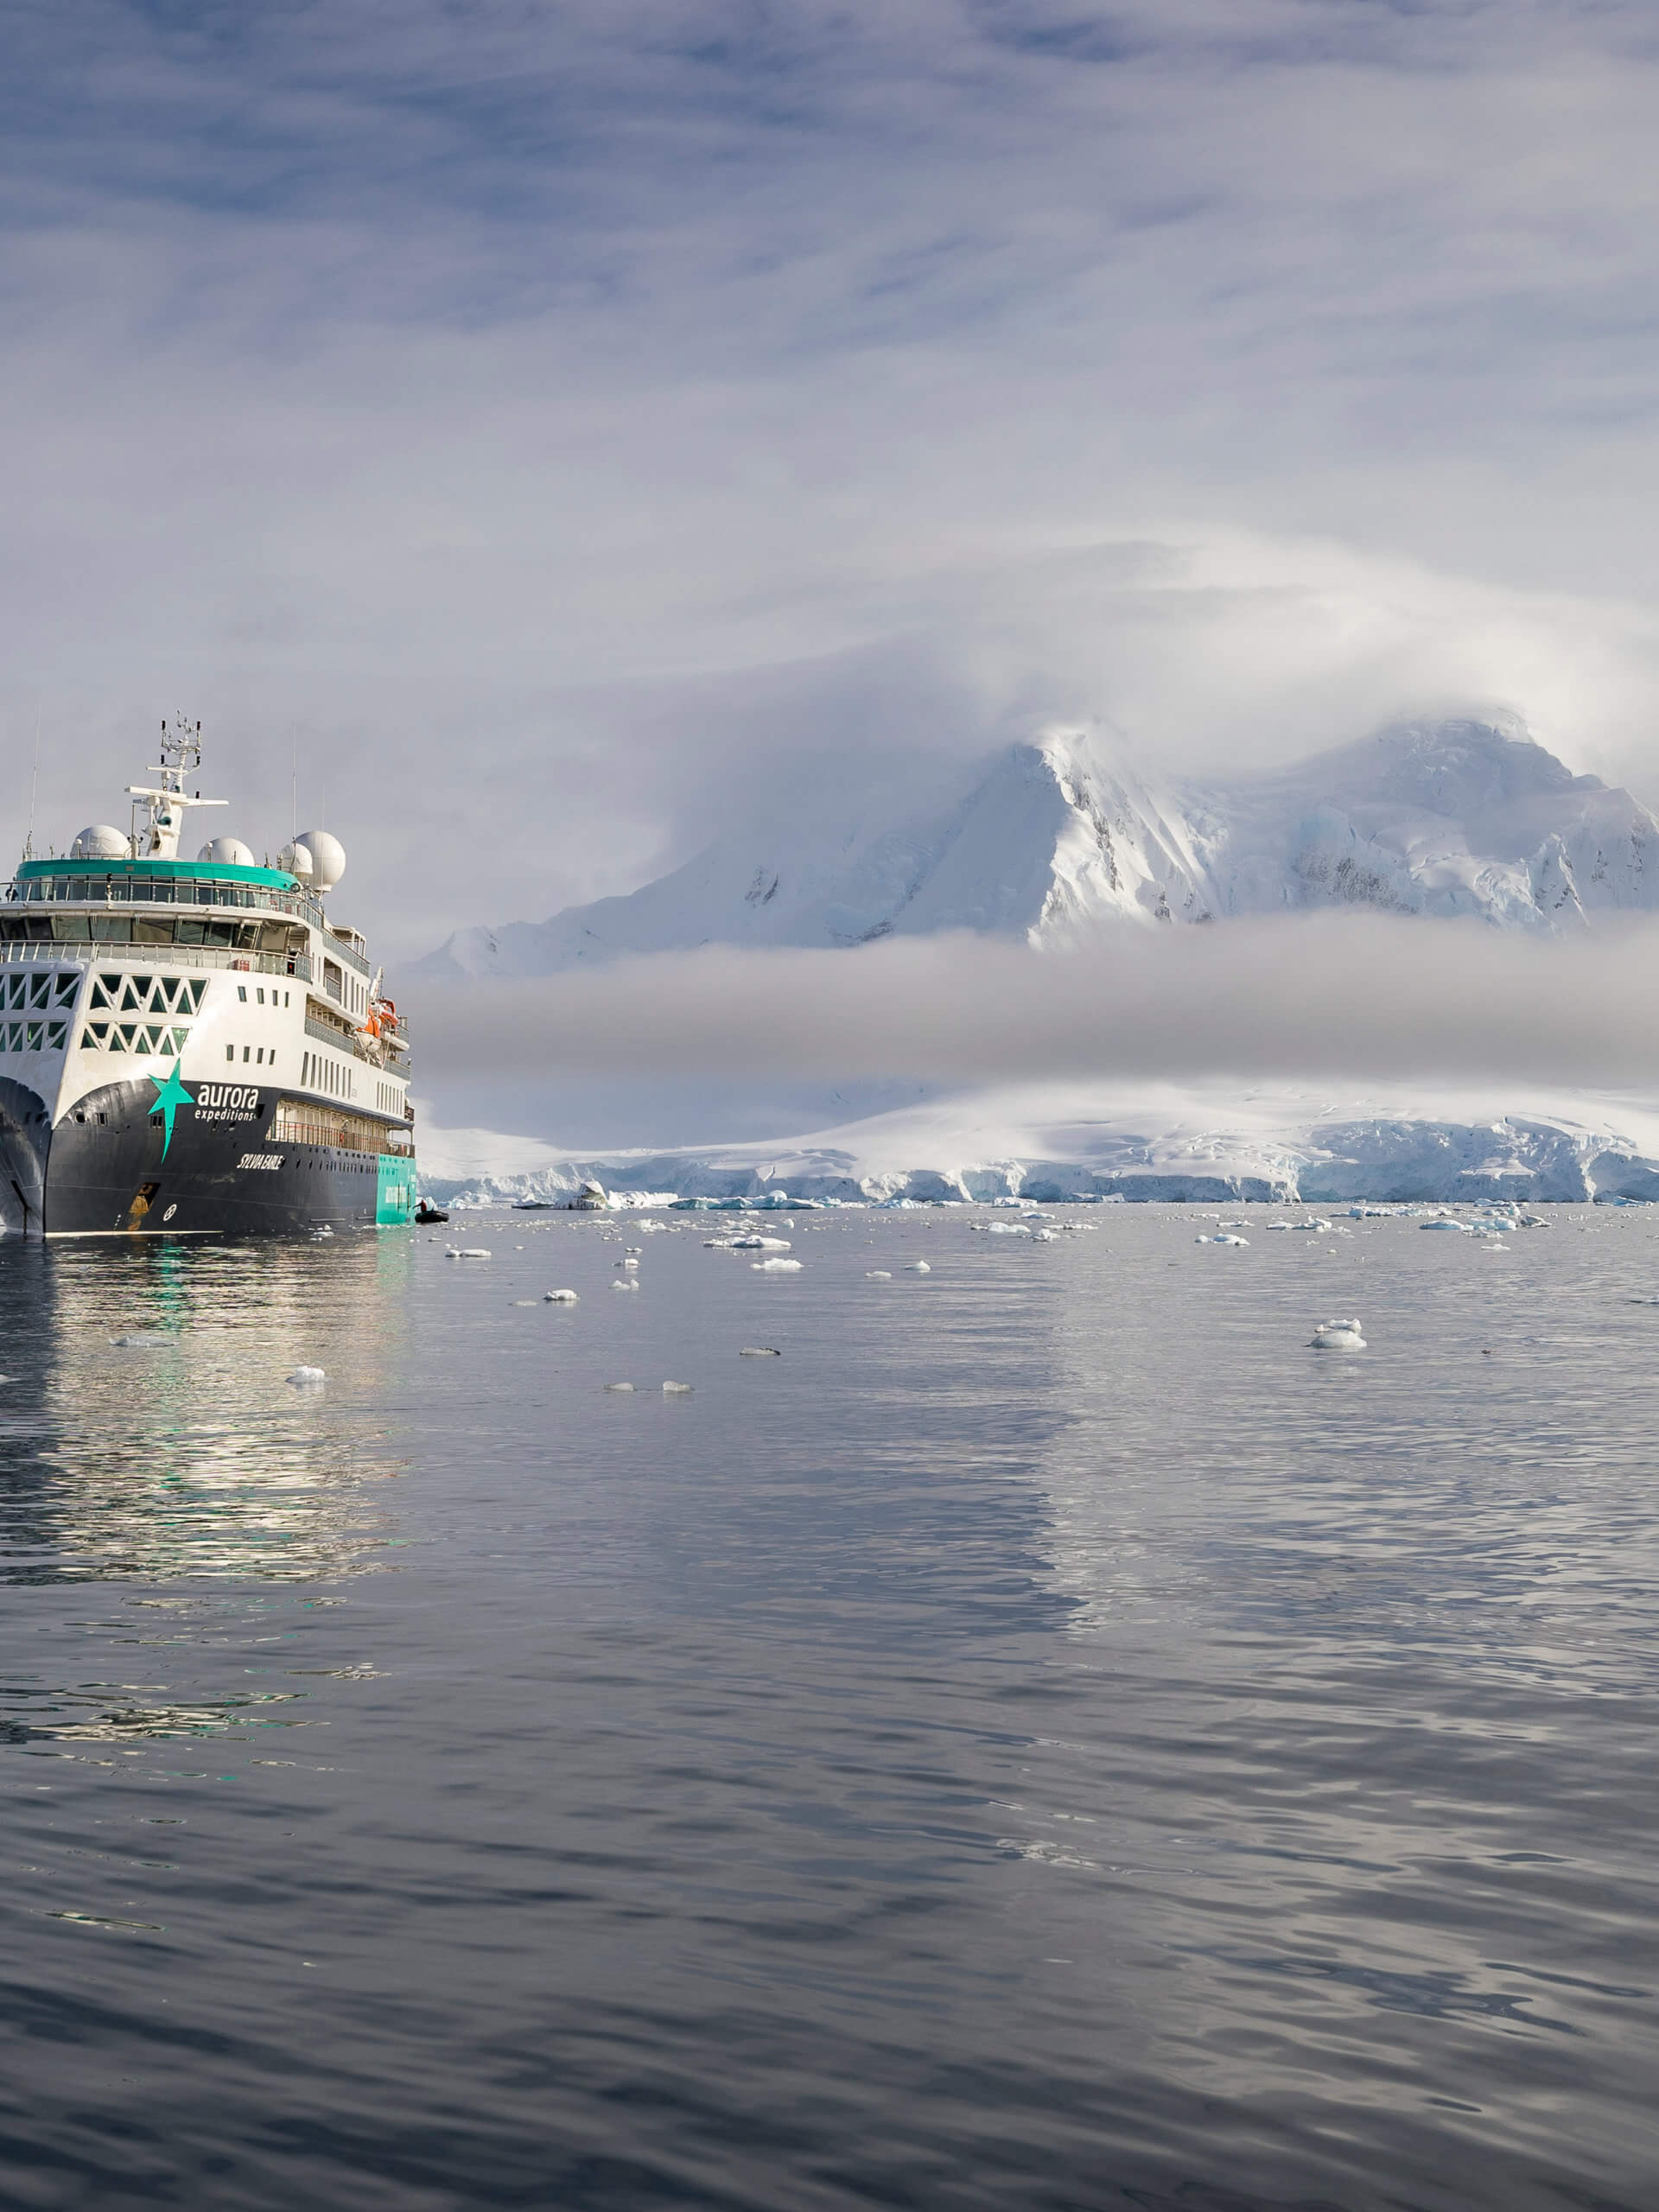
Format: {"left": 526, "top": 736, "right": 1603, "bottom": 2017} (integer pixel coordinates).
{"left": 0, "top": 1073, "right": 415, "bottom": 1237}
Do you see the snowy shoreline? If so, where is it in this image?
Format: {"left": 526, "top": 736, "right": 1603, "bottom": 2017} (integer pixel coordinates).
{"left": 415, "top": 1081, "right": 1659, "bottom": 1211}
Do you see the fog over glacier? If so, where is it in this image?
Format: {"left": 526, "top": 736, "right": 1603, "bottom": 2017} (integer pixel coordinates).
{"left": 406, "top": 917, "right": 1659, "bottom": 1093}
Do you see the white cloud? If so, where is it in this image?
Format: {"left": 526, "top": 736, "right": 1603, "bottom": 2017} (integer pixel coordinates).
{"left": 2, "top": 2, "right": 1658, "bottom": 966}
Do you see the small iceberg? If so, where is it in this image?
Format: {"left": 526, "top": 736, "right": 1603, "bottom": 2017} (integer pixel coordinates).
{"left": 906, "top": 1261, "right": 931, "bottom": 1273}
{"left": 610, "top": 1279, "right": 639, "bottom": 1292}
{"left": 286, "top": 1365, "right": 327, "bottom": 1386}
{"left": 1420, "top": 1219, "right": 1470, "bottom": 1233}
{"left": 662, "top": 1380, "right": 694, "bottom": 1394}
{"left": 544, "top": 1289, "right": 580, "bottom": 1303}
{"left": 1310, "top": 1317, "right": 1366, "bottom": 1351}
{"left": 740, "top": 1346, "right": 781, "bottom": 1357}
{"left": 866, "top": 1269, "right": 892, "bottom": 1280}
{"left": 604, "top": 1382, "right": 635, "bottom": 1392}
{"left": 445, "top": 1248, "right": 493, "bottom": 1259}
{"left": 730, "top": 1236, "right": 791, "bottom": 1252}
{"left": 752, "top": 1257, "right": 802, "bottom": 1271}
{"left": 1194, "top": 1234, "right": 1249, "bottom": 1246}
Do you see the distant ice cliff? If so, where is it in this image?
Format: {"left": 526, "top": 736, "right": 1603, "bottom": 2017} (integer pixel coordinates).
{"left": 417, "top": 1083, "right": 1659, "bottom": 1210}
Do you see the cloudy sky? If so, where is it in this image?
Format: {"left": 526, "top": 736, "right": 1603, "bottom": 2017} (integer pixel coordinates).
{"left": 3, "top": 0, "right": 1658, "bottom": 969}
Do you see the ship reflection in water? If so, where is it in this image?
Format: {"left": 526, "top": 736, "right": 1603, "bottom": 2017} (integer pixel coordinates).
{"left": 0, "top": 1233, "right": 411, "bottom": 1743}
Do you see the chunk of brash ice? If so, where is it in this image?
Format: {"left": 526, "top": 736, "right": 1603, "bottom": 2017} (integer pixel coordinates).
{"left": 544, "top": 1289, "right": 580, "bottom": 1303}
{"left": 730, "top": 1236, "right": 791, "bottom": 1251}
{"left": 752, "top": 1258, "right": 802, "bottom": 1271}
{"left": 446, "top": 1248, "right": 493, "bottom": 1259}
{"left": 286, "top": 1365, "right": 326, "bottom": 1385}
{"left": 1310, "top": 1317, "right": 1366, "bottom": 1350}
{"left": 906, "top": 1261, "right": 931, "bottom": 1273}
{"left": 604, "top": 1382, "right": 635, "bottom": 1392}
{"left": 662, "top": 1381, "right": 694, "bottom": 1394}
{"left": 740, "top": 1347, "right": 781, "bottom": 1357}
{"left": 609, "top": 1279, "right": 639, "bottom": 1292}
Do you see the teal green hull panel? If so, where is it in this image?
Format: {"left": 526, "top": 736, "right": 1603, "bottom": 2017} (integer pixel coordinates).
{"left": 377, "top": 1152, "right": 417, "bottom": 1225}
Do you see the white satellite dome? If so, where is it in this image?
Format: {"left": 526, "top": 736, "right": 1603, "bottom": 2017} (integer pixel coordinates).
{"left": 72, "top": 825, "right": 130, "bottom": 861}
{"left": 292, "top": 829, "right": 346, "bottom": 893}
{"left": 197, "top": 836, "right": 257, "bottom": 867}
{"left": 277, "top": 840, "right": 314, "bottom": 881}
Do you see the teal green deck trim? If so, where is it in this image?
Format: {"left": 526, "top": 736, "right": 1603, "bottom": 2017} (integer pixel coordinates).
{"left": 18, "top": 859, "right": 299, "bottom": 889}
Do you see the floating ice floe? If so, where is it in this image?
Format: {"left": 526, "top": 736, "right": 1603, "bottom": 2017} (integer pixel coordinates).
{"left": 1310, "top": 1317, "right": 1366, "bottom": 1350}
{"left": 446, "top": 1248, "right": 493, "bottom": 1259}
{"left": 906, "top": 1261, "right": 931, "bottom": 1273}
{"left": 1194, "top": 1233, "right": 1249, "bottom": 1246}
{"left": 1420, "top": 1219, "right": 1471, "bottom": 1233}
{"left": 610, "top": 1279, "right": 639, "bottom": 1292}
{"left": 511, "top": 1299, "right": 537, "bottom": 1306}
{"left": 616, "top": 1257, "right": 639, "bottom": 1270}
{"left": 752, "top": 1257, "right": 803, "bottom": 1271}
{"left": 286, "top": 1364, "right": 327, "bottom": 1386}
{"left": 662, "top": 1380, "right": 694, "bottom": 1394}
{"left": 604, "top": 1382, "right": 635, "bottom": 1392}
{"left": 865, "top": 1269, "right": 892, "bottom": 1280}
{"left": 740, "top": 1346, "right": 781, "bottom": 1357}
{"left": 1031, "top": 1229, "right": 1056, "bottom": 1242}
{"left": 730, "top": 1236, "right": 792, "bottom": 1252}
{"left": 544, "top": 1289, "right": 580, "bottom": 1303}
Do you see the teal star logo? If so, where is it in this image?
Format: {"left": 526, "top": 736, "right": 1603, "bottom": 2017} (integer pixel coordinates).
{"left": 149, "top": 1059, "right": 195, "bottom": 1160}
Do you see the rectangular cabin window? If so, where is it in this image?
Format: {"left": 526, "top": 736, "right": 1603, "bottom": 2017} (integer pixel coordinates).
{"left": 51, "top": 915, "right": 91, "bottom": 942}
{"left": 243, "top": 1046, "right": 251, "bottom": 1063}
{"left": 89, "top": 916, "right": 131, "bottom": 943}
{"left": 226, "top": 1044, "right": 234, "bottom": 1062}
{"left": 257, "top": 987, "right": 264, "bottom": 1005}
{"left": 237, "top": 986, "right": 247, "bottom": 1001}
{"left": 132, "top": 918, "right": 175, "bottom": 945}
{"left": 322, "top": 959, "right": 343, "bottom": 1003}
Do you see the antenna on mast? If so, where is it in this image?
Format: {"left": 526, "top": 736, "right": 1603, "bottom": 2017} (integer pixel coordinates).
{"left": 22, "top": 710, "right": 40, "bottom": 862}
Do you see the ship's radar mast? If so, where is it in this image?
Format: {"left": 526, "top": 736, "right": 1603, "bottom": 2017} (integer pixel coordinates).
{"left": 126, "top": 716, "right": 227, "bottom": 860}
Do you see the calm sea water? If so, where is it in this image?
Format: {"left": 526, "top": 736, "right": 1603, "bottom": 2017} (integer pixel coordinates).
{"left": 1, "top": 1205, "right": 1656, "bottom": 2210}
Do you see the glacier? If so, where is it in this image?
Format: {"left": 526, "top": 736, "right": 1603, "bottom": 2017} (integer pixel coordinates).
{"left": 411, "top": 715, "right": 1659, "bottom": 980}
{"left": 416, "top": 1082, "right": 1659, "bottom": 1211}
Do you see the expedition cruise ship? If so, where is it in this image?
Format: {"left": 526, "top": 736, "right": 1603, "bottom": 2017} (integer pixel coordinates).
{"left": 0, "top": 720, "right": 416, "bottom": 1236}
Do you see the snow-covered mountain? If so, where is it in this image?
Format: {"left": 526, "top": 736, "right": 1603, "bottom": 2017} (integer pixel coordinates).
{"left": 411, "top": 717, "right": 1659, "bottom": 978}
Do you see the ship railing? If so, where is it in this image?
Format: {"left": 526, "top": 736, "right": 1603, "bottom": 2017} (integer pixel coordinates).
{"left": 6, "top": 870, "right": 325, "bottom": 924}
{"left": 304, "top": 1009, "right": 413, "bottom": 1071}
{"left": 1, "top": 875, "right": 373, "bottom": 976}
{"left": 0, "top": 941, "right": 314, "bottom": 983}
